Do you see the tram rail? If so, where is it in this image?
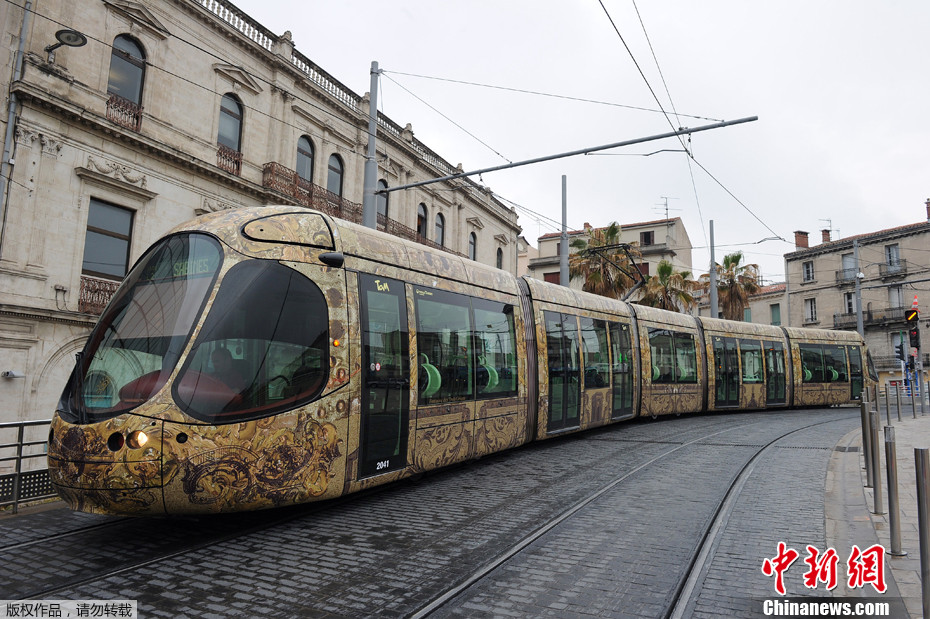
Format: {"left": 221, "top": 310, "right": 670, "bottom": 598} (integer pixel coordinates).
{"left": 410, "top": 411, "right": 854, "bottom": 618}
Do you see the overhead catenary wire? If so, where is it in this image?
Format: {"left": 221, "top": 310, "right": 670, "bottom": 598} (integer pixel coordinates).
{"left": 381, "top": 70, "right": 722, "bottom": 123}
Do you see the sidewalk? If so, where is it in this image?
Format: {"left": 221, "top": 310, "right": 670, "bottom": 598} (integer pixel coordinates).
{"left": 849, "top": 398, "right": 930, "bottom": 618}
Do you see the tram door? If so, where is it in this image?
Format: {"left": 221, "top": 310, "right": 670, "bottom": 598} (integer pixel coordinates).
{"left": 359, "top": 275, "right": 410, "bottom": 478}
{"left": 609, "top": 322, "right": 634, "bottom": 419}
{"left": 765, "top": 342, "right": 787, "bottom": 404}
{"left": 713, "top": 336, "right": 740, "bottom": 407}
{"left": 545, "top": 311, "right": 580, "bottom": 432}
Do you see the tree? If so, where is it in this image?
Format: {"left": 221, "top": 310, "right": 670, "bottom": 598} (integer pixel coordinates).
{"left": 700, "top": 251, "right": 761, "bottom": 321}
{"left": 636, "top": 259, "right": 700, "bottom": 313}
{"left": 568, "top": 222, "right": 641, "bottom": 299}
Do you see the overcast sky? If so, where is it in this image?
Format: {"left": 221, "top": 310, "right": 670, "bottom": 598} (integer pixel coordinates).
{"left": 232, "top": 0, "right": 930, "bottom": 283}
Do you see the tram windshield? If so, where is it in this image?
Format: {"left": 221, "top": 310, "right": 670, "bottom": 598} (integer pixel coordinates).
{"left": 59, "top": 234, "right": 223, "bottom": 422}
{"left": 173, "top": 259, "right": 329, "bottom": 423}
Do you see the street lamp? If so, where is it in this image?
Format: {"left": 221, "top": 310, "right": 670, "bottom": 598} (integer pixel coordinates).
{"left": 45, "top": 29, "right": 87, "bottom": 63}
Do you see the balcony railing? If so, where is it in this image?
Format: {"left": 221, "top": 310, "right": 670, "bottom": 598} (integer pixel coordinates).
{"left": 262, "top": 162, "right": 465, "bottom": 257}
{"left": 79, "top": 275, "right": 120, "bottom": 315}
{"left": 880, "top": 259, "right": 907, "bottom": 278}
{"left": 835, "top": 267, "right": 857, "bottom": 285}
{"left": 106, "top": 93, "right": 143, "bottom": 132}
{"left": 217, "top": 144, "right": 243, "bottom": 176}
{"left": 833, "top": 305, "right": 910, "bottom": 329}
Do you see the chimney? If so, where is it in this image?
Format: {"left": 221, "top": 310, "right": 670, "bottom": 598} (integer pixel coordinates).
{"left": 925, "top": 198, "right": 930, "bottom": 221}
{"left": 821, "top": 229, "right": 831, "bottom": 243}
{"left": 794, "top": 230, "right": 809, "bottom": 249}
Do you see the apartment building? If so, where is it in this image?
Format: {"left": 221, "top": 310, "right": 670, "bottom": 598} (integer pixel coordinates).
{"left": 784, "top": 203, "right": 930, "bottom": 386}
{"left": 526, "top": 217, "right": 693, "bottom": 287}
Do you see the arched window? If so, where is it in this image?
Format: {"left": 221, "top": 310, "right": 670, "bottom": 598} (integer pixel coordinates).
{"left": 417, "top": 203, "right": 428, "bottom": 237}
{"left": 327, "top": 154, "right": 344, "bottom": 197}
{"left": 376, "top": 180, "right": 389, "bottom": 222}
{"left": 108, "top": 35, "right": 145, "bottom": 104}
{"left": 297, "top": 136, "right": 314, "bottom": 182}
{"left": 434, "top": 213, "right": 445, "bottom": 247}
{"left": 468, "top": 232, "right": 477, "bottom": 261}
{"left": 496, "top": 247, "right": 504, "bottom": 269}
{"left": 218, "top": 94, "right": 243, "bottom": 152}
{"left": 107, "top": 35, "right": 145, "bottom": 131}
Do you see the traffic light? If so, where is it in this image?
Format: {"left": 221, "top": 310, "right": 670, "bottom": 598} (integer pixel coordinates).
{"left": 906, "top": 308, "right": 920, "bottom": 322}
{"left": 895, "top": 341, "right": 906, "bottom": 361}
{"left": 910, "top": 326, "right": 921, "bottom": 349}
{"left": 908, "top": 355, "right": 916, "bottom": 371}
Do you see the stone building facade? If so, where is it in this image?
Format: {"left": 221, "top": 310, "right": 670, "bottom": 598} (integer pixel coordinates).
{"left": 784, "top": 204, "right": 930, "bottom": 387}
{"left": 526, "top": 217, "right": 693, "bottom": 287}
{"left": 0, "top": 0, "right": 520, "bottom": 422}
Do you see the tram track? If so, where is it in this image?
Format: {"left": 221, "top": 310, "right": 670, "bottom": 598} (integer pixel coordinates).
{"left": 411, "top": 410, "right": 855, "bottom": 618}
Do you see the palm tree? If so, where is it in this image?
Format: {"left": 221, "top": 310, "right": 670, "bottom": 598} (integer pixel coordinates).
{"left": 636, "top": 259, "right": 700, "bottom": 313}
{"left": 568, "top": 222, "right": 641, "bottom": 299}
{"left": 700, "top": 251, "right": 761, "bottom": 320}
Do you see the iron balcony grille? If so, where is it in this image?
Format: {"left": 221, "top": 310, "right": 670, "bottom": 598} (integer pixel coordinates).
{"left": 106, "top": 93, "right": 143, "bottom": 132}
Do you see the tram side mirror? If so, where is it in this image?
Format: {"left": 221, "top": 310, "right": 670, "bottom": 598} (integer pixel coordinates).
{"left": 318, "top": 252, "right": 344, "bottom": 268}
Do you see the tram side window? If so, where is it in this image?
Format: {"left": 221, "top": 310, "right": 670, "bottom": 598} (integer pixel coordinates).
{"left": 472, "top": 300, "right": 518, "bottom": 398}
{"left": 824, "top": 345, "right": 849, "bottom": 382}
{"left": 649, "top": 329, "right": 698, "bottom": 384}
{"left": 740, "top": 340, "right": 763, "bottom": 383}
{"left": 800, "top": 344, "right": 823, "bottom": 382}
{"left": 800, "top": 343, "right": 850, "bottom": 383}
{"left": 415, "top": 289, "right": 473, "bottom": 404}
{"left": 580, "top": 317, "right": 609, "bottom": 388}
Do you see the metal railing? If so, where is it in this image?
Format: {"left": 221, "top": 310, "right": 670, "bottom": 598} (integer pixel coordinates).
{"left": 79, "top": 275, "right": 120, "bottom": 315}
{"left": 261, "top": 162, "right": 467, "bottom": 258}
{"left": 880, "top": 259, "right": 908, "bottom": 278}
{"left": 0, "top": 419, "right": 56, "bottom": 514}
{"left": 834, "top": 305, "right": 911, "bottom": 329}
{"left": 106, "top": 93, "right": 143, "bottom": 132}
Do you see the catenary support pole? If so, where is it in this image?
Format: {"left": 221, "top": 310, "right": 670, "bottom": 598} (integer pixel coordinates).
{"left": 709, "top": 221, "right": 718, "bottom": 319}
{"left": 361, "top": 61, "right": 381, "bottom": 229}
{"left": 560, "top": 176, "right": 568, "bottom": 286}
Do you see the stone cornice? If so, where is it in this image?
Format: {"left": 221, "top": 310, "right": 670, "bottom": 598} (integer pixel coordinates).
{"left": 0, "top": 305, "right": 97, "bottom": 329}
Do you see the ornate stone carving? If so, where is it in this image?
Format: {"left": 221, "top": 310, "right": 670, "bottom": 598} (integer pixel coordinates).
{"left": 86, "top": 156, "right": 148, "bottom": 189}
{"left": 40, "top": 134, "right": 63, "bottom": 157}
{"left": 196, "top": 197, "right": 238, "bottom": 216}
{"left": 14, "top": 126, "right": 38, "bottom": 147}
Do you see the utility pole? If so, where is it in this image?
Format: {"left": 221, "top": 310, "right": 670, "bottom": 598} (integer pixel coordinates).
{"left": 709, "top": 220, "right": 718, "bottom": 319}
{"left": 560, "top": 175, "right": 569, "bottom": 286}
{"left": 854, "top": 239, "right": 864, "bottom": 336}
{"left": 361, "top": 61, "right": 380, "bottom": 229}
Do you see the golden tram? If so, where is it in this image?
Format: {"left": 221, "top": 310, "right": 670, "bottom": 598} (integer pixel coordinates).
{"left": 48, "top": 207, "right": 877, "bottom": 515}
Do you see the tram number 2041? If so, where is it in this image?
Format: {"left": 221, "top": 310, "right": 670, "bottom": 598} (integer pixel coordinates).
{"left": 376, "top": 460, "right": 391, "bottom": 471}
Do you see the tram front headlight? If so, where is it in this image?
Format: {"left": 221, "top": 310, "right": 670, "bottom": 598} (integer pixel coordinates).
{"left": 126, "top": 430, "right": 149, "bottom": 449}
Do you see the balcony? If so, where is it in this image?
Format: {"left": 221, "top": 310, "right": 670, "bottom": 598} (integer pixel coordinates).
{"left": 835, "top": 267, "right": 857, "bottom": 285}
{"left": 262, "top": 162, "right": 464, "bottom": 258}
{"left": 833, "top": 306, "right": 910, "bottom": 329}
{"left": 79, "top": 275, "right": 120, "bottom": 315}
{"left": 217, "top": 144, "right": 243, "bottom": 176}
{"left": 879, "top": 259, "right": 908, "bottom": 279}
{"left": 106, "top": 93, "right": 142, "bottom": 132}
